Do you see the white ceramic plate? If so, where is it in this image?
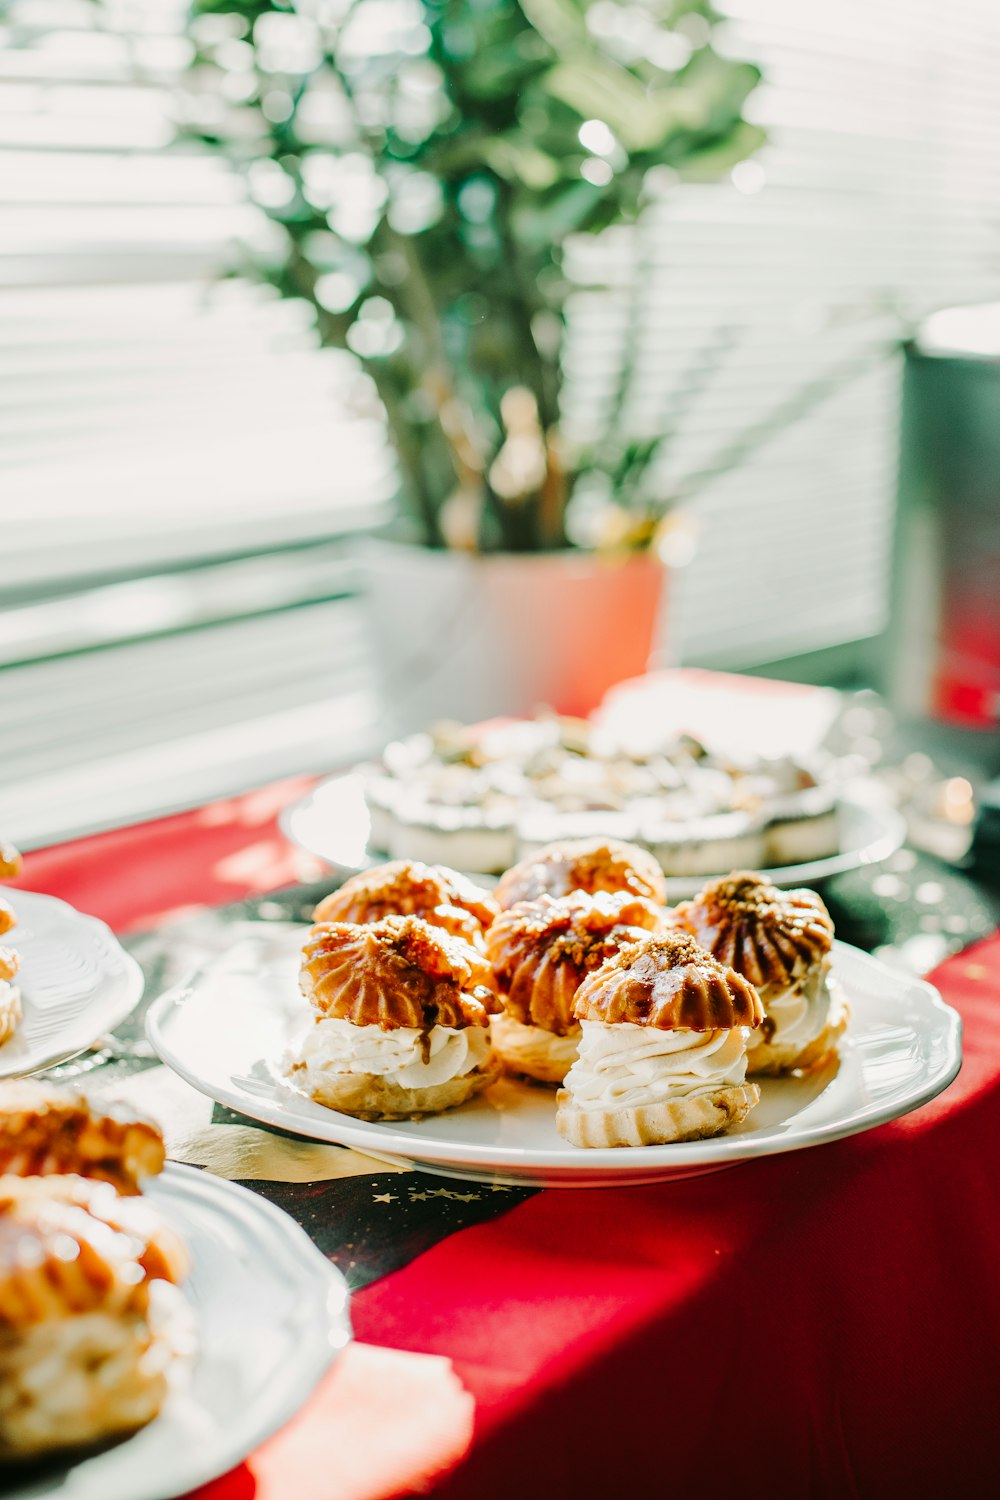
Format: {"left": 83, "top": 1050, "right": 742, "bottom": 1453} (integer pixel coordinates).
{"left": 147, "top": 929, "right": 961, "bottom": 1190}
{"left": 280, "top": 774, "right": 906, "bottom": 896}
{"left": 8, "top": 1162, "right": 351, "bottom": 1500}
{"left": 0, "top": 890, "right": 145, "bottom": 1078}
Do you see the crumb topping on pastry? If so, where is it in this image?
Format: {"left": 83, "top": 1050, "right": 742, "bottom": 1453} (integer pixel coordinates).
{"left": 486, "top": 890, "right": 666, "bottom": 1034}
{"left": 313, "top": 859, "right": 498, "bottom": 945}
{"left": 677, "top": 870, "right": 834, "bottom": 988}
{"left": 301, "top": 915, "right": 496, "bottom": 1033}
{"left": 0, "top": 899, "right": 15, "bottom": 939}
{"left": 0, "top": 947, "right": 19, "bottom": 984}
{"left": 0, "top": 1175, "right": 187, "bottom": 1328}
{"left": 573, "top": 930, "right": 764, "bottom": 1031}
{"left": 0, "top": 1083, "right": 166, "bottom": 1196}
{"left": 495, "top": 837, "right": 667, "bottom": 910}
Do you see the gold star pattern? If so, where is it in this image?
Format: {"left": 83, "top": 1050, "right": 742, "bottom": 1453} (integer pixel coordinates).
{"left": 372, "top": 1193, "right": 398, "bottom": 1204}
{"left": 409, "top": 1191, "right": 430, "bottom": 1202}
{"left": 418, "top": 1187, "right": 483, "bottom": 1202}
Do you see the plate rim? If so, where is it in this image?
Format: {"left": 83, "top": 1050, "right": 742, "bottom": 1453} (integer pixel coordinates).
{"left": 146, "top": 939, "right": 962, "bottom": 1185}
{"left": 279, "top": 773, "right": 907, "bottom": 893}
{"left": 149, "top": 1163, "right": 350, "bottom": 1500}
{"left": 33, "top": 1161, "right": 351, "bottom": 1500}
{"left": 1, "top": 888, "right": 145, "bottom": 1079}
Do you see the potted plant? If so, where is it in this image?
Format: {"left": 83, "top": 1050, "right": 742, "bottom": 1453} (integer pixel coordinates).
{"left": 180, "top": 0, "right": 764, "bottom": 726}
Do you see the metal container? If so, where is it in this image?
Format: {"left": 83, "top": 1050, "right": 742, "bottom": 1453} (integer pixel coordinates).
{"left": 887, "top": 305, "right": 1000, "bottom": 734}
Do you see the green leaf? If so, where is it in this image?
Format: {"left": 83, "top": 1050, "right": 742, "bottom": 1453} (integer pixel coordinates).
{"left": 517, "top": 0, "right": 589, "bottom": 51}
{"left": 480, "top": 134, "right": 560, "bottom": 189}
{"left": 544, "top": 56, "right": 703, "bottom": 152}
{"left": 675, "top": 120, "right": 767, "bottom": 180}
{"left": 510, "top": 179, "right": 603, "bottom": 249}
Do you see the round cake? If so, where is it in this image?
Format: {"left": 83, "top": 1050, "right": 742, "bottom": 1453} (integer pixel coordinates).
{"left": 360, "top": 716, "right": 840, "bottom": 878}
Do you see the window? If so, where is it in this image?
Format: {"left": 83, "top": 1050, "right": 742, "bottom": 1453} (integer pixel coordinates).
{"left": 2, "top": 0, "right": 999, "bottom": 840}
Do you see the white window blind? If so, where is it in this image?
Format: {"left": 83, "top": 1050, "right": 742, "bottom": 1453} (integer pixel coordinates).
{"left": 0, "top": 0, "right": 397, "bottom": 841}
{"left": 0, "top": 0, "right": 393, "bottom": 584}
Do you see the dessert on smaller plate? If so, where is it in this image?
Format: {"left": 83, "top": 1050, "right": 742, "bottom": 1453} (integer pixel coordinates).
{"left": 291, "top": 915, "right": 498, "bottom": 1120}
{"left": 485, "top": 890, "right": 666, "bottom": 1084}
{"left": 676, "top": 871, "right": 848, "bottom": 1076}
{"left": 556, "top": 930, "right": 763, "bottom": 1148}
{"left": 0, "top": 842, "right": 22, "bottom": 1049}
{"left": 313, "top": 860, "right": 498, "bottom": 950}
{"left": 495, "top": 836, "right": 667, "bottom": 911}
{"left": 0, "top": 1081, "right": 165, "bottom": 1194}
{"left": 0, "top": 1084, "right": 193, "bottom": 1461}
{"left": 0, "top": 1175, "right": 191, "bottom": 1460}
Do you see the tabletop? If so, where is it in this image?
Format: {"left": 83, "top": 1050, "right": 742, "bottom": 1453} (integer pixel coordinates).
{"left": 9, "top": 776, "right": 1000, "bottom": 1500}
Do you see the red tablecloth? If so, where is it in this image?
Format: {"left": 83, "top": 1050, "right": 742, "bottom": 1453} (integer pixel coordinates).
{"left": 14, "top": 789, "right": 1000, "bottom": 1500}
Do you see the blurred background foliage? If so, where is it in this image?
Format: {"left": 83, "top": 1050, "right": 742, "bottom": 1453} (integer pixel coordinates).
{"left": 182, "top": 0, "right": 764, "bottom": 550}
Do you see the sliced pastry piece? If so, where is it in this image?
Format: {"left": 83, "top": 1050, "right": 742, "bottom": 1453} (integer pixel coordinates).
{"left": 495, "top": 836, "right": 667, "bottom": 911}
{"left": 0, "top": 1082, "right": 166, "bottom": 1194}
{"left": 291, "top": 915, "right": 498, "bottom": 1120}
{"left": 485, "top": 890, "right": 666, "bottom": 1084}
{"left": 556, "top": 930, "right": 763, "bottom": 1148}
{"left": 0, "top": 845, "right": 22, "bottom": 1049}
{"left": 0, "top": 1173, "right": 192, "bottom": 1459}
{"left": 0, "top": 948, "right": 20, "bottom": 1049}
{"left": 676, "top": 871, "right": 847, "bottom": 1075}
{"left": 313, "top": 860, "right": 498, "bottom": 949}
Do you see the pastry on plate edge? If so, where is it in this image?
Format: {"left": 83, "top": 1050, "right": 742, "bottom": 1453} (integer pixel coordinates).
{"left": 0, "top": 843, "right": 23, "bottom": 1048}
{"left": 0, "top": 1174, "right": 192, "bottom": 1461}
{"left": 0, "top": 1087, "right": 192, "bottom": 1462}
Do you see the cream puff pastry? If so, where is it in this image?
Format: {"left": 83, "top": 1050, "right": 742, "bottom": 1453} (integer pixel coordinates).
{"left": 556, "top": 930, "right": 763, "bottom": 1148}
{"left": 292, "top": 915, "right": 498, "bottom": 1120}
{"left": 495, "top": 836, "right": 667, "bottom": 911}
{"left": 677, "top": 871, "right": 847, "bottom": 1075}
{"left": 0, "top": 1082, "right": 166, "bottom": 1195}
{"left": 313, "top": 860, "right": 498, "bottom": 950}
{"left": 0, "top": 1173, "right": 191, "bottom": 1459}
{"left": 485, "top": 890, "right": 666, "bottom": 1084}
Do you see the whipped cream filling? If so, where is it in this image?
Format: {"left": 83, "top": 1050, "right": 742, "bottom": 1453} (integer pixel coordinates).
{"left": 292, "top": 1017, "right": 491, "bottom": 1090}
{"left": 563, "top": 1020, "right": 748, "bottom": 1112}
{"left": 492, "top": 1014, "right": 581, "bottom": 1069}
{"left": 748, "top": 958, "right": 836, "bottom": 1053}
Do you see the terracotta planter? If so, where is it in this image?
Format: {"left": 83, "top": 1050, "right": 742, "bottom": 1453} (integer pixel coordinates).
{"left": 361, "top": 540, "right": 667, "bottom": 735}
